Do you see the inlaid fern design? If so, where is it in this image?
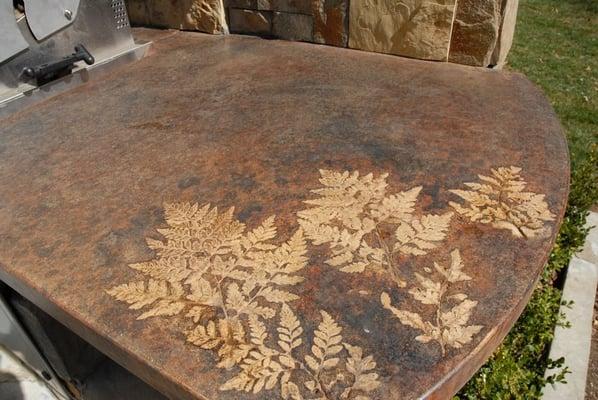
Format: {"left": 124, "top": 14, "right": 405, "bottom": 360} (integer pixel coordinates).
{"left": 380, "top": 249, "right": 482, "bottom": 355}
{"left": 107, "top": 202, "right": 380, "bottom": 399}
{"left": 449, "top": 166, "right": 555, "bottom": 238}
{"left": 106, "top": 166, "right": 554, "bottom": 393}
{"left": 297, "top": 169, "right": 453, "bottom": 287}
{"left": 218, "top": 307, "right": 380, "bottom": 399}
{"left": 107, "top": 203, "right": 307, "bottom": 322}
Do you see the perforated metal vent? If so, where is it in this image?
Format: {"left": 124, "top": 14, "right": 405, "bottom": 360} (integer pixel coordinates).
{"left": 111, "top": 0, "right": 129, "bottom": 29}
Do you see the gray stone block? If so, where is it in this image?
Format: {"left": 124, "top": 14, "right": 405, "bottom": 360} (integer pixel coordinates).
{"left": 229, "top": 9, "right": 272, "bottom": 34}
{"left": 257, "top": 0, "right": 311, "bottom": 14}
{"left": 224, "top": 0, "right": 257, "bottom": 8}
{"left": 272, "top": 12, "right": 313, "bottom": 41}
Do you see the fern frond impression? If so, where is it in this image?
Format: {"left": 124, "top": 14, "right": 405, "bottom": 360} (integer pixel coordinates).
{"left": 381, "top": 249, "right": 483, "bottom": 355}
{"left": 108, "top": 203, "right": 308, "bottom": 323}
{"left": 107, "top": 202, "right": 380, "bottom": 398}
{"left": 298, "top": 169, "right": 452, "bottom": 288}
{"left": 449, "top": 166, "right": 555, "bottom": 238}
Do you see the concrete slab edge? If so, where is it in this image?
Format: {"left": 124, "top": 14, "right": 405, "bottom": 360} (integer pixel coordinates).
{"left": 542, "top": 211, "right": 598, "bottom": 400}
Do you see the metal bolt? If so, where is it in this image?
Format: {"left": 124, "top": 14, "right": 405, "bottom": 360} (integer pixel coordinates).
{"left": 64, "top": 9, "right": 72, "bottom": 20}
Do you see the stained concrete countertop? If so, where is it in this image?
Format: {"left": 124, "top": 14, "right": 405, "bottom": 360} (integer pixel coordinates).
{"left": 0, "top": 29, "right": 569, "bottom": 399}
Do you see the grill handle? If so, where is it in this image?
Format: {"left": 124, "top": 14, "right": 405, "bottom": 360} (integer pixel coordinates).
{"left": 23, "top": 44, "right": 94, "bottom": 81}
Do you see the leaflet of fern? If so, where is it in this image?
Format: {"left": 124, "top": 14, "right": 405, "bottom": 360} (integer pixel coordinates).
{"left": 449, "top": 166, "right": 555, "bottom": 238}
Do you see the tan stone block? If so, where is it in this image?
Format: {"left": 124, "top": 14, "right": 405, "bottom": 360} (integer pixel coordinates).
{"left": 272, "top": 12, "right": 313, "bottom": 41}
{"left": 146, "top": 0, "right": 228, "bottom": 33}
{"left": 491, "top": 0, "right": 519, "bottom": 67}
{"left": 348, "top": 0, "right": 457, "bottom": 61}
{"left": 312, "top": 0, "right": 348, "bottom": 46}
{"left": 229, "top": 9, "right": 272, "bottom": 34}
{"left": 448, "top": 0, "right": 501, "bottom": 67}
{"left": 181, "top": 0, "right": 229, "bottom": 33}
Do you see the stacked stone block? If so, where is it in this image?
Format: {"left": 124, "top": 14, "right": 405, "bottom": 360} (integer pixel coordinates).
{"left": 126, "top": 0, "right": 519, "bottom": 67}
{"left": 226, "top": 0, "right": 315, "bottom": 42}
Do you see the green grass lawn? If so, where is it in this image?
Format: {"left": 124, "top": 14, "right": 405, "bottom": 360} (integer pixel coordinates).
{"left": 456, "top": 0, "right": 598, "bottom": 399}
{"left": 509, "top": 0, "right": 597, "bottom": 165}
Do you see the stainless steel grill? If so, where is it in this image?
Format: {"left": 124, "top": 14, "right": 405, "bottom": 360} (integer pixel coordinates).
{"left": 0, "top": 0, "right": 149, "bottom": 117}
{"left": 111, "top": 0, "right": 129, "bottom": 30}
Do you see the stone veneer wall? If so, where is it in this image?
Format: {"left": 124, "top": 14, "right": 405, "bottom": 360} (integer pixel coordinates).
{"left": 126, "top": 0, "right": 518, "bottom": 67}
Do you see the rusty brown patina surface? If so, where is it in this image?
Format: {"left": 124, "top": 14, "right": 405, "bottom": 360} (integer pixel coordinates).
{"left": 0, "top": 29, "right": 569, "bottom": 399}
